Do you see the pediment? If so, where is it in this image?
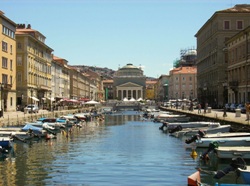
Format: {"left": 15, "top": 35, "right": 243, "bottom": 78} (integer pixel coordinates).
{"left": 117, "top": 82, "right": 142, "bottom": 88}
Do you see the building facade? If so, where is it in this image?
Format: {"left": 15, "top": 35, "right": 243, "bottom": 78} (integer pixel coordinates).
{"left": 113, "top": 63, "right": 146, "bottom": 100}
{"left": 51, "top": 56, "right": 70, "bottom": 102}
{"left": 0, "top": 11, "right": 16, "bottom": 114}
{"left": 226, "top": 26, "right": 250, "bottom": 104}
{"left": 168, "top": 66, "right": 197, "bottom": 101}
{"left": 16, "top": 24, "right": 54, "bottom": 108}
{"left": 195, "top": 4, "right": 250, "bottom": 108}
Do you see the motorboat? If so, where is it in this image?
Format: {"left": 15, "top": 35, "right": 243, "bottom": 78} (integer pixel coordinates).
{"left": 154, "top": 113, "right": 190, "bottom": 123}
{"left": 173, "top": 125, "right": 231, "bottom": 137}
{"left": 203, "top": 132, "right": 250, "bottom": 138}
{"left": 0, "top": 137, "right": 12, "bottom": 149}
{"left": 238, "top": 166, "right": 250, "bottom": 184}
{"left": 215, "top": 146, "right": 250, "bottom": 159}
{"left": 196, "top": 136, "right": 250, "bottom": 148}
{"left": 160, "top": 121, "right": 221, "bottom": 131}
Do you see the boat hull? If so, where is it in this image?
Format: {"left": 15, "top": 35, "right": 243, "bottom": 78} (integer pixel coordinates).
{"left": 216, "top": 146, "right": 250, "bottom": 159}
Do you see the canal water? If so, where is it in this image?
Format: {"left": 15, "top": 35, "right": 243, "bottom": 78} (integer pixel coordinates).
{"left": 0, "top": 111, "right": 246, "bottom": 185}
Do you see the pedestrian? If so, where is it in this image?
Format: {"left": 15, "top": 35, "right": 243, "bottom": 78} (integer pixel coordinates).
{"left": 204, "top": 103, "right": 208, "bottom": 114}
{"left": 245, "top": 102, "right": 250, "bottom": 121}
{"left": 198, "top": 103, "right": 201, "bottom": 114}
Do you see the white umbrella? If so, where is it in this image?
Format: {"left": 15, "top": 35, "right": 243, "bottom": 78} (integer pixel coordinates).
{"left": 85, "top": 100, "right": 100, "bottom": 105}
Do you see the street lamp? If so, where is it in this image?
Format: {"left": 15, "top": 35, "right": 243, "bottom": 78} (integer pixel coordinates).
{"left": 30, "top": 88, "right": 33, "bottom": 114}
{"left": 222, "top": 82, "right": 228, "bottom": 117}
{"left": 0, "top": 83, "right": 4, "bottom": 117}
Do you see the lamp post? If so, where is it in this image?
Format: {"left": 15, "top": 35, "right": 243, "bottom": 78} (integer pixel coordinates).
{"left": 0, "top": 83, "right": 4, "bottom": 117}
{"left": 50, "top": 92, "right": 52, "bottom": 112}
{"left": 222, "top": 82, "right": 228, "bottom": 117}
{"left": 30, "top": 88, "right": 33, "bottom": 112}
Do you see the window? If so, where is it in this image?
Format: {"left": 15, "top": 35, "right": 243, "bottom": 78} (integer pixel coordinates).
{"left": 224, "top": 21, "right": 230, "bottom": 30}
{"left": 17, "top": 56, "right": 22, "bottom": 66}
{"left": 10, "top": 45, "right": 12, "bottom": 54}
{"left": 2, "top": 74, "right": 8, "bottom": 84}
{"left": 10, "top": 97, "right": 13, "bottom": 106}
{"left": 237, "top": 20, "right": 243, "bottom": 30}
{"left": 17, "top": 42, "right": 22, "bottom": 49}
{"left": 10, "top": 75, "right": 12, "bottom": 85}
{"left": 2, "top": 41, "right": 8, "bottom": 52}
{"left": 2, "top": 57, "right": 8, "bottom": 68}
{"left": 10, "top": 60, "right": 12, "bottom": 70}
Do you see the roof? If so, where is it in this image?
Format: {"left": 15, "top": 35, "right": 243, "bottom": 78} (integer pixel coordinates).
{"left": 171, "top": 66, "right": 197, "bottom": 74}
{"left": 121, "top": 63, "right": 139, "bottom": 69}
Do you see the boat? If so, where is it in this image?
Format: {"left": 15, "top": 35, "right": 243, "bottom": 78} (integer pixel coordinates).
{"left": 238, "top": 166, "right": 250, "bottom": 184}
{"left": 0, "top": 137, "right": 12, "bottom": 149}
{"left": 154, "top": 113, "right": 190, "bottom": 123}
{"left": 215, "top": 146, "right": 250, "bottom": 159}
{"left": 160, "top": 121, "right": 220, "bottom": 131}
{"left": 203, "top": 132, "right": 250, "bottom": 138}
{"left": 187, "top": 170, "right": 200, "bottom": 186}
{"left": 27, "top": 118, "right": 66, "bottom": 130}
{"left": 195, "top": 136, "right": 250, "bottom": 148}
{"left": 173, "top": 125, "right": 231, "bottom": 137}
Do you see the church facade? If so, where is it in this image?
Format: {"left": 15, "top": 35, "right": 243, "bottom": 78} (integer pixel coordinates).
{"left": 113, "top": 64, "right": 146, "bottom": 100}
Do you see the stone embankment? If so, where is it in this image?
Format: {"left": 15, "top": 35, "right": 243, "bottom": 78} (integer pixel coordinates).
{"left": 0, "top": 108, "right": 92, "bottom": 127}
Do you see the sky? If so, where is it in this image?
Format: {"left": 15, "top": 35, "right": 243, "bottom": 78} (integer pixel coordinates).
{"left": 1, "top": 0, "right": 249, "bottom": 78}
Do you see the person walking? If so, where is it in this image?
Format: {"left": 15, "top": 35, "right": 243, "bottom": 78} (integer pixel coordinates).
{"left": 245, "top": 102, "right": 250, "bottom": 121}
{"left": 198, "top": 103, "right": 201, "bottom": 114}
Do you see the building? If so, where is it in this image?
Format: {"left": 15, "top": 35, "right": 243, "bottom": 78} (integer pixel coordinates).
{"left": 113, "top": 63, "right": 146, "bottom": 100}
{"left": 103, "top": 79, "right": 114, "bottom": 100}
{"left": 51, "top": 56, "right": 70, "bottom": 102}
{"left": 226, "top": 26, "right": 250, "bottom": 104}
{"left": 16, "top": 24, "right": 54, "bottom": 108}
{"left": 145, "top": 80, "right": 157, "bottom": 100}
{"left": 195, "top": 4, "right": 250, "bottom": 108}
{"left": 156, "top": 75, "right": 169, "bottom": 101}
{"left": 168, "top": 66, "right": 197, "bottom": 101}
{"left": 0, "top": 11, "right": 16, "bottom": 114}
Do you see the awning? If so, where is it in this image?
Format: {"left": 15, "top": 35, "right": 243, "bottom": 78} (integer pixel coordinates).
{"left": 29, "top": 96, "right": 39, "bottom": 101}
{"left": 47, "top": 97, "right": 55, "bottom": 101}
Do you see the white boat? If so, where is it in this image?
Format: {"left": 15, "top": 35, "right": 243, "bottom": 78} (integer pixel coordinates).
{"left": 216, "top": 146, "right": 250, "bottom": 159}
{"left": 164, "top": 121, "right": 221, "bottom": 131}
{"left": 204, "top": 132, "right": 250, "bottom": 138}
{"left": 196, "top": 136, "right": 250, "bottom": 148}
{"left": 154, "top": 113, "right": 189, "bottom": 122}
{"left": 173, "top": 125, "right": 231, "bottom": 137}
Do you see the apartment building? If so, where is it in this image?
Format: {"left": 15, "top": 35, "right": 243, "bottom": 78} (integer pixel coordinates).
{"left": 52, "top": 56, "right": 70, "bottom": 102}
{"left": 195, "top": 4, "right": 250, "bottom": 108}
{"left": 0, "top": 11, "right": 16, "bottom": 114}
{"left": 16, "top": 24, "right": 54, "bottom": 108}
{"left": 226, "top": 26, "right": 250, "bottom": 104}
{"left": 168, "top": 66, "right": 197, "bottom": 101}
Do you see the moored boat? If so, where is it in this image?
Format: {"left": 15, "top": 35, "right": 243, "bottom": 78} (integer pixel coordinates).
{"left": 238, "top": 166, "right": 250, "bottom": 184}
{"left": 215, "top": 146, "right": 250, "bottom": 159}
{"left": 195, "top": 136, "right": 250, "bottom": 148}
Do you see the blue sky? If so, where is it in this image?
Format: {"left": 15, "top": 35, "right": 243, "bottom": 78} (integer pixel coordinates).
{"left": 1, "top": 0, "right": 249, "bottom": 78}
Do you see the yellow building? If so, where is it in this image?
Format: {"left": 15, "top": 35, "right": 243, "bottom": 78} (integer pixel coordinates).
{"left": 0, "top": 11, "right": 16, "bottom": 114}
{"left": 145, "top": 80, "right": 157, "bottom": 100}
{"left": 16, "top": 24, "right": 54, "bottom": 108}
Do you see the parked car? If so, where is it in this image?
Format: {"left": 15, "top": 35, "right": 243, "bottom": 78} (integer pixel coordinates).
{"left": 24, "top": 104, "right": 39, "bottom": 113}
{"left": 229, "top": 103, "right": 238, "bottom": 112}
{"left": 237, "top": 104, "right": 246, "bottom": 113}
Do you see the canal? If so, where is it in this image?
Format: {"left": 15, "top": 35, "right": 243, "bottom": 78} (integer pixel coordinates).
{"left": 0, "top": 111, "right": 246, "bottom": 185}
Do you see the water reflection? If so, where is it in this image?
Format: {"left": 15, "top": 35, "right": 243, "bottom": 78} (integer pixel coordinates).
{"left": 0, "top": 111, "right": 244, "bottom": 185}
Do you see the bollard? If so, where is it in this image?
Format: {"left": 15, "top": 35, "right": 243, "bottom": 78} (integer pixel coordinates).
{"left": 235, "top": 109, "right": 241, "bottom": 117}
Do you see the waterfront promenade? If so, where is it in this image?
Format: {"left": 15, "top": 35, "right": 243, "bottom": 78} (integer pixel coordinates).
{"left": 160, "top": 106, "right": 250, "bottom": 127}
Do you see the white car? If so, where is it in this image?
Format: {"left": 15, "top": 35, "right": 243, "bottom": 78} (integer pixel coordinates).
{"left": 25, "top": 104, "right": 39, "bottom": 113}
